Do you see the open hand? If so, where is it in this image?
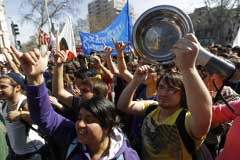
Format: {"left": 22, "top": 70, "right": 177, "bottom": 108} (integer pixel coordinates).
{"left": 112, "top": 38, "right": 126, "bottom": 54}
{"left": 10, "top": 45, "right": 50, "bottom": 81}
{"left": 54, "top": 50, "right": 68, "bottom": 64}
{"left": 104, "top": 44, "right": 113, "bottom": 57}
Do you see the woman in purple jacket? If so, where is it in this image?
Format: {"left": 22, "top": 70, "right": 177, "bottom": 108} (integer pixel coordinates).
{"left": 11, "top": 47, "right": 140, "bottom": 160}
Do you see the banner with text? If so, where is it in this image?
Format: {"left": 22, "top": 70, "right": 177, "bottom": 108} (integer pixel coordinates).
{"left": 80, "top": 1, "right": 132, "bottom": 55}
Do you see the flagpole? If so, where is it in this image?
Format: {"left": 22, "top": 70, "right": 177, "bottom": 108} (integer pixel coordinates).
{"left": 45, "top": 0, "right": 51, "bottom": 32}
{"left": 126, "top": 0, "right": 130, "bottom": 53}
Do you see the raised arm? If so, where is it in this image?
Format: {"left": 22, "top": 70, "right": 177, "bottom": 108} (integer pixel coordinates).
{"left": 117, "top": 65, "right": 156, "bottom": 115}
{"left": 92, "top": 55, "right": 114, "bottom": 80}
{"left": 11, "top": 47, "right": 75, "bottom": 143}
{"left": 212, "top": 100, "right": 240, "bottom": 125}
{"left": 52, "top": 50, "right": 74, "bottom": 107}
{"left": 104, "top": 45, "right": 120, "bottom": 75}
{"left": 172, "top": 34, "right": 212, "bottom": 139}
{"left": 2, "top": 47, "right": 21, "bottom": 74}
{"left": 8, "top": 46, "right": 21, "bottom": 68}
{"left": 113, "top": 38, "right": 133, "bottom": 82}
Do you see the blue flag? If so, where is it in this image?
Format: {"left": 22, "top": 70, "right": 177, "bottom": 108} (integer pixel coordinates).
{"left": 80, "top": 0, "right": 132, "bottom": 55}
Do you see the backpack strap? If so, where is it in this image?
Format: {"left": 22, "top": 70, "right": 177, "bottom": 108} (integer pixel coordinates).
{"left": 1, "top": 101, "right": 7, "bottom": 113}
{"left": 175, "top": 109, "right": 196, "bottom": 154}
{"left": 144, "top": 104, "right": 158, "bottom": 117}
{"left": 145, "top": 106, "right": 196, "bottom": 155}
{"left": 18, "top": 99, "right": 27, "bottom": 111}
{"left": 18, "top": 99, "right": 39, "bottom": 133}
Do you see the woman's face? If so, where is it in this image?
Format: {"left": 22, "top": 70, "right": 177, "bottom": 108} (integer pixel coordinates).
{"left": 157, "top": 79, "right": 181, "bottom": 109}
{"left": 75, "top": 108, "right": 107, "bottom": 145}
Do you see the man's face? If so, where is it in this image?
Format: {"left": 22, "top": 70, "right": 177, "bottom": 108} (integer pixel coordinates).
{"left": 0, "top": 78, "right": 16, "bottom": 100}
{"left": 203, "top": 73, "right": 224, "bottom": 96}
{"left": 79, "top": 84, "right": 94, "bottom": 100}
{"left": 197, "top": 65, "right": 224, "bottom": 95}
{"left": 157, "top": 79, "right": 181, "bottom": 110}
{"left": 75, "top": 78, "right": 82, "bottom": 89}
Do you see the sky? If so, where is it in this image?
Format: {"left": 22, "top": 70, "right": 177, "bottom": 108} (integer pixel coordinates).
{"left": 4, "top": 0, "right": 205, "bottom": 43}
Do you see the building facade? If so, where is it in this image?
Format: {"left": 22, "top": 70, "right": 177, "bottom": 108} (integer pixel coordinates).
{"left": 0, "top": 0, "right": 11, "bottom": 49}
{"left": 88, "top": 0, "right": 134, "bottom": 33}
{"left": 190, "top": 6, "right": 240, "bottom": 46}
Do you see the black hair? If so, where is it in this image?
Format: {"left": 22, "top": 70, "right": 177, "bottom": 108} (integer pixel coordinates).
{"left": 74, "top": 69, "right": 97, "bottom": 80}
{"left": 157, "top": 71, "right": 187, "bottom": 107}
{"left": 74, "top": 69, "right": 88, "bottom": 80}
{"left": 91, "top": 78, "right": 108, "bottom": 97}
{"left": 64, "top": 62, "right": 78, "bottom": 73}
{"left": 60, "top": 38, "right": 69, "bottom": 50}
{"left": 80, "top": 77, "right": 108, "bottom": 97}
{"left": 78, "top": 96, "right": 121, "bottom": 131}
{"left": 90, "top": 51, "right": 97, "bottom": 56}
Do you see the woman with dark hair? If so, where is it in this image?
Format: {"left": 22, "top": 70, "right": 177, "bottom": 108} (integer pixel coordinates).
{"left": 69, "top": 96, "right": 137, "bottom": 159}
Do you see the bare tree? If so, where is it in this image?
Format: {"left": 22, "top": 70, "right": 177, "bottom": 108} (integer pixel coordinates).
{"left": 204, "top": 0, "right": 240, "bottom": 9}
{"left": 195, "top": 0, "right": 240, "bottom": 44}
{"left": 19, "top": 0, "right": 81, "bottom": 29}
{"left": 21, "top": 35, "right": 38, "bottom": 52}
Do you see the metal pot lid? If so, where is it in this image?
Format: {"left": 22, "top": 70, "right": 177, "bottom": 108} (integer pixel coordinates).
{"left": 132, "top": 5, "right": 194, "bottom": 64}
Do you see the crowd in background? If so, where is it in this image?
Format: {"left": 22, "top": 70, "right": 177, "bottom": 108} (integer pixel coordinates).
{"left": 0, "top": 30, "right": 240, "bottom": 160}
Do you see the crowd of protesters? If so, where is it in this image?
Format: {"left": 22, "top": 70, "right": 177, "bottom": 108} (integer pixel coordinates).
{"left": 0, "top": 28, "right": 240, "bottom": 160}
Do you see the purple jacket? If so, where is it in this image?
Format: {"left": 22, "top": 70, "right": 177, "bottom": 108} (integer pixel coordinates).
{"left": 27, "top": 82, "right": 140, "bottom": 160}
